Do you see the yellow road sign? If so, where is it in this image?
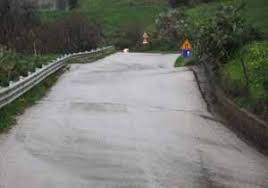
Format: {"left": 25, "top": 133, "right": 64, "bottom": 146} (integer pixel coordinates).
{"left": 181, "top": 39, "right": 192, "bottom": 50}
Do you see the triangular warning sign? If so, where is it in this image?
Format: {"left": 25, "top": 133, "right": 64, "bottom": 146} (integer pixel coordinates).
{"left": 181, "top": 39, "right": 192, "bottom": 50}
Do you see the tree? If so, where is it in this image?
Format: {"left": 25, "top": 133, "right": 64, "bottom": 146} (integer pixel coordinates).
{"left": 0, "top": 0, "right": 38, "bottom": 52}
{"left": 68, "top": 0, "right": 78, "bottom": 9}
{"left": 168, "top": 0, "right": 214, "bottom": 8}
{"left": 195, "top": 3, "right": 258, "bottom": 69}
{"left": 168, "top": 0, "right": 179, "bottom": 8}
{"left": 56, "top": 0, "right": 67, "bottom": 10}
{"left": 35, "top": 13, "right": 102, "bottom": 53}
{"left": 168, "top": 0, "right": 193, "bottom": 7}
{"left": 155, "top": 9, "right": 192, "bottom": 49}
{"left": 114, "top": 22, "right": 144, "bottom": 50}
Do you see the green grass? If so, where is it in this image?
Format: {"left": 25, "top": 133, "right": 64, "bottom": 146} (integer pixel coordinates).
{"left": 186, "top": 0, "right": 233, "bottom": 25}
{"left": 39, "top": 0, "right": 168, "bottom": 38}
{"left": 175, "top": 56, "right": 185, "bottom": 67}
{"left": 222, "top": 41, "right": 268, "bottom": 120}
{"left": 0, "top": 69, "right": 64, "bottom": 132}
{"left": 174, "top": 56, "right": 196, "bottom": 67}
{"left": 186, "top": 0, "right": 268, "bottom": 38}
{"left": 38, "top": 10, "right": 70, "bottom": 22}
{"left": 0, "top": 52, "right": 58, "bottom": 87}
{"left": 243, "top": 0, "right": 268, "bottom": 39}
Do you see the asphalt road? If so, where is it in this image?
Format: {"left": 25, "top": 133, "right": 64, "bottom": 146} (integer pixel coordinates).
{"left": 0, "top": 53, "right": 267, "bottom": 188}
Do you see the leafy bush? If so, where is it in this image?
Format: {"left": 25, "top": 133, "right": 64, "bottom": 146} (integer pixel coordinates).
{"left": 35, "top": 13, "right": 102, "bottom": 54}
{"left": 114, "top": 23, "right": 144, "bottom": 50}
{"left": 68, "top": 0, "right": 78, "bottom": 9}
{"left": 222, "top": 42, "right": 268, "bottom": 118}
{"left": 168, "top": 0, "right": 215, "bottom": 8}
{"left": 155, "top": 8, "right": 194, "bottom": 50}
{"left": 174, "top": 56, "right": 197, "bottom": 67}
{"left": 0, "top": 0, "right": 39, "bottom": 53}
{"left": 0, "top": 52, "right": 57, "bottom": 87}
{"left": 195, "top": 3, "right": 259, "bottom": 68}
{"left": 0, "top": 1, "right": 102, "bottom": 54}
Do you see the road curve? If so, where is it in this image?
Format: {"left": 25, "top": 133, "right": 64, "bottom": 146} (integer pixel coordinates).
{"left": 0, "top": 52, "right": 267, "bottom": 188}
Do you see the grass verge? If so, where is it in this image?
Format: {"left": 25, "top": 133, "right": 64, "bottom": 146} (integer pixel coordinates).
{"left": 0, "top": 68, "right": 65, "bottom": 132}
{"left": 174, "top": 56, "right": 196, "bottom": 67}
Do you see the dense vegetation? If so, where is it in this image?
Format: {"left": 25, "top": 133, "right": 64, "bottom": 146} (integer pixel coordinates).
{"left": 193, "top": 1, "right": 268, "bottom": 120}
{"left": 0, "top": 0, "right": 102, "bottom": 54}
{"left": 155, "top": 0, "right": 267, "bottom": 120}
{"left": 222, "top": 42, "right": 268, "bottom": 120}
{"left": 0, "top": 0, "right": 38, "bottom": 53}
{"left": 0, "top": 0, "right": 102, "bottom": 89}
{"left": 186, "top": 0, "right": 268, "bottom": 38}
{"left": 168, "top": 0, "right": 214, "bottom": 8}
{"left": 40, "top": 0, "right": 168, "bottom": 49}
{"left": 0, "top": 51, "right": 57, "bottom": 87}
{"left": 35, "top": 13, "right": 101, "bottom": 54}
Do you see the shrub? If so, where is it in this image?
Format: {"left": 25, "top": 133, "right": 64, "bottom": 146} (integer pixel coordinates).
{"left": 174, "top": 56, "right": 197, "bottom": 67}
{"left": 155, "top": 8, "right": 193, "bottom": 49}
{"left": 222, "top": 41, "right": 268, "bottom": 116}
{"left": 35, "top": 13, "right": 102, "bottom": 54}
{"left": 174, "top": 57, "right": 184, "bottom": 67}
{"left": 168, "top": 0, "right": 180, "bottom": 8}
{"left": 0, "top": 51, "right": 57, "bottom": 87}
{"left": 242, "top": 42, "right": 268, "bottom": 98}
{"left": 114, "top": 23, "right": 144, "bottom": 50}
{"left": 195, "top": 3, "right": 259, "bottom": 68}
{"left": 168, "top": 0, "right": 215, "bottom": 8}
{"left": 68, "top": 0, "right": 79, "bottom": 9}
{"left": 0, "top": 2, "right": 102, "bottom": 54}
{"left": 0, "top": 0, "right": 39, "bottom": 53}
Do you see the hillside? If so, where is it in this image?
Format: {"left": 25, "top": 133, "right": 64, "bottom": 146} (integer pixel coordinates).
{"left": 40, "top": 0, "right": 168, "bottom": 39}
{"left": 244, "top": 0, "right": 268, "bottom": 38}
{"left": 187, "top": 0, "right": 268, "bottom": 38}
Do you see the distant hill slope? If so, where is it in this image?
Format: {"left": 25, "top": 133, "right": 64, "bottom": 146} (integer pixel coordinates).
{"left": 244, "top": 0, "right": 268, "bottom": 38}
{"left": 187, "top": 0, "right": 268, "bottom": 39}
{"left": 40, "top": 0, "right": 168, "bottom": 40}
{"left": 79, "top": 0, "right": 168, "bottom": 36}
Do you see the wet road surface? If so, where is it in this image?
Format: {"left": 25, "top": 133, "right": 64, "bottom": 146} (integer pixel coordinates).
{"left": 0, "top": 53, "right": 267, "bottom": 188}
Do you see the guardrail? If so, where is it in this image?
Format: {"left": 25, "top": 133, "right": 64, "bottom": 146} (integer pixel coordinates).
{"left": 0, "top": 46, "right": 115, "bottom": 109}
